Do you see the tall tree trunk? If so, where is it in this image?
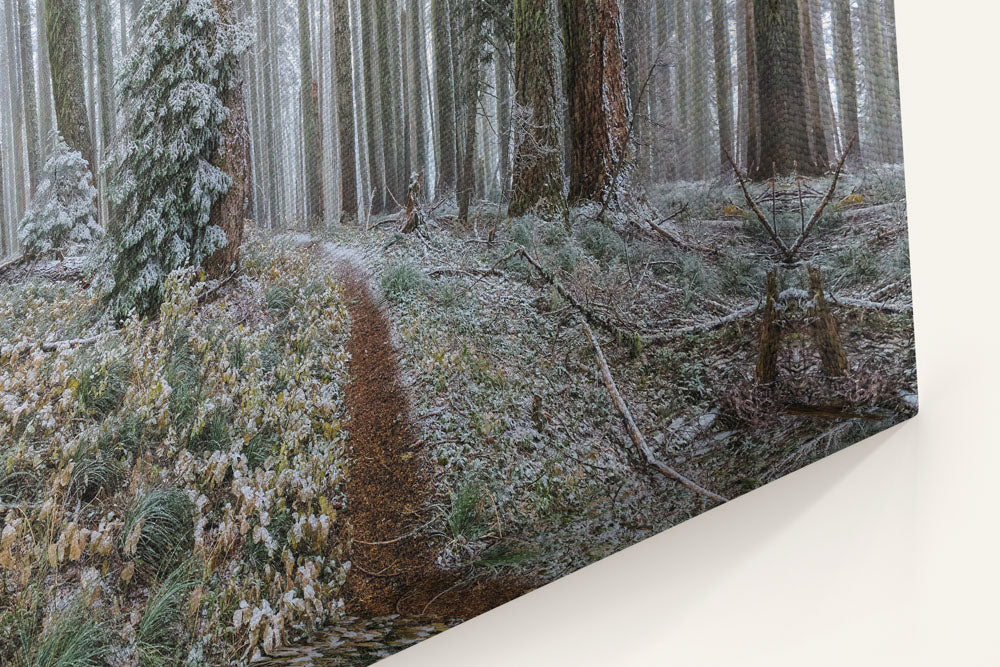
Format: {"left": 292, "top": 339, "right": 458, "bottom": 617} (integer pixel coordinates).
{"left": 810, "top": 0, "right": 840, "bottom": 157}
{"left": 375, "top": 0, "right": 401, "bottom": 210}
{"left": 860, "top": 0, "right": 892, "bottom": 163}
{"left": 456, "top": 5, "right": 482, "bottom": 222}
{"left": 17, "top": 0, "right": 39, "bottom": 194}
{"left": 205, "top": 0, "right": 252, "bottom": 278}
{"left": 623, "top": 0, "right": 650, "bottom": 185}
{"left": 509, "top": 0, "right": 564, "bottom": 217}
{"left": 652, "top": 0, "right": 673, "bottom": 182}
{"left": 561, "top": 0, "right": 632, "bottom": 204}
{"left": 881, "top": 0, "right": 903, "bottom": 163}
{"left": 409, "top": 0, "right": 428, "bottom": 182}
{"left": 5, "top": 0, "right": 26, "bottom": 218}
{"left": 333, "top": 0, "right": 358, "bottom": 221}
{"left": 95, "top": 0, "right": 115, "bottom": 154}
{"left": 432, "top": 0, "right": 457, "bottom": 194}
{"left": 45, "top": 0, "right": 96, "bottom": 175}
{"left": 360, "top": 0, "right": 384, "bottom": 213}
{"left": 711, "top": 0, "right": 734, "bottom": 175}
{"left": 797, "top": 0, "right": 829, "bottom": 171}
{"left": 36, "top": 3, "right": 54, "bottom": 148}
{"left": 674, "top": 0, "right": 690, "bottom": 178}
{"left": 736, "top": 0, "right": 749, "bottom": 167}
{"left": 745, "top": 0, "right": 761, "bottom": 174}
{"left": 689, "top": 0, "right": 712, "bottom": 180}
{"left": 751, "top": 0, "right": 820, "bottom": 178}
{"left": 496, "top": 38, "right": 511, "bottom": 201}
{"left": 831, "top": 0, "right": 861, "bottom": 164}
{"left": 299, "top": 0, "right": 325, "bottom": 223}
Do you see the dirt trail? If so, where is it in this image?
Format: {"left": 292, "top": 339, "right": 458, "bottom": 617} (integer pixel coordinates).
{"left": 330, "top": 249, "right": 530, "bottom": 620}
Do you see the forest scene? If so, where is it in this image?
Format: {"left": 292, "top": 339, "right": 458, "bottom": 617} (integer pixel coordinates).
{"left": 0, "top": 0, "right": 915, "bottom": 664}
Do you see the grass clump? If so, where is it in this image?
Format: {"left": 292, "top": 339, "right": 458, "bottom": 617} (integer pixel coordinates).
{"left": 381, "top": 262, "right": 425, "bottom": 300}
{"left": 68, "top": 448, "right": 126, "bottom": 502}
{"left": 188, "top": 409, "right": 232, "bottom": 453}
{"left": 164, "top": 331, "right": 201, "bottom": 428}
{"left": 718, "top": 255, "right": 765, "bottom": 298}
{"left": 265, "top": 284, "right": 296, "bottom": 315}
{"left": 445, "top": 482, "right": 485, "bottom": 541}
{"left": 579, "top": 221, "right": 623, "bottom": 264}
{"left": 121, "top": 487, "right": 195, "bottom": 577}
{"left": 28, "top": 596, "right": 113, "bottom": 667}
{"left": 75, "top": 358, "right": 130, "bottom": 419}
{"left": 136, "top": 562, "right": 199, "bottom": 666}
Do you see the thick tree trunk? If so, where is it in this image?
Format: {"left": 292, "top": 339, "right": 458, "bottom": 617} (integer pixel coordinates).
{"left": 205, "top": 0, "right": 252, "bottom": 278}
{"left": 810, "top": 0, "right": 840, "bottom": 158}
{"left": 333, "top": 0, "right": 358, "bottom": 221}
{"left": 6, "top": 0, "right": 26, "bottom": 219}
{"left": 360, "top": 0, "right": 384, "bottom": 213}
{"left": 689, "top": 0, "right": 711, "bottom": 180}
{"left": 36, "top": 4, "right": 54, "bottom": 146}
{"left": 561, "top": 0, "right": 632, "bottom": 204}
{"left": 299, "top": 0, "right": 325, "bottom": 223}
{"left": 832, "top": 0, "right": 861, "bottom": 164}
{"left": 797, "top": 0, "right": 829, "bottom": 171}
{"left": 860, "top": 0, "right": 892, "bottom": 164}
{"left": 17, "top": 0, "right": 39, "bottom": 194}
{"left": 509, "top": 0, "right": 564, "bottom": 217}
{"left": 456, "top": 6, "right": 482, "bottom": 223}
{"left": 751, "top": 0, "right": 820, "bottom": 178}
{"left": 406, "top": 0, "right": 428, "bottom": 183}
{"left": 711, "top": 0, "right": 734, "bottom": 176}
{"left": 432, "top": 0, "right": 457, "bottom": 194}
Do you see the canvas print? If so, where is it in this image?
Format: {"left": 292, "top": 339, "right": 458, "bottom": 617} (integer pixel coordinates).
{"left": 0, "top": 0, "right": 915, "bottom": 663}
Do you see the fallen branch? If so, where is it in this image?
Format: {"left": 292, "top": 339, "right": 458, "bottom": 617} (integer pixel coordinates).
{"left": 582, "top": 320, "right": 728, "bottom": 503}
{"left": 722, "top": 145, "right": 791, "bottom": 256}
{"left": 40, "top": 334, "right": 105, "bottom": 353}
{"left": 641, "top": 218, "right": 723, "bottom": 257}
{"left": 778, "top": 287, "right": 912, "bottom": 314}
{"left": 197, "top": 269, "right": 239, "bottom": 303}
{"left": 645, "top": 303, "right": 761, "bottom": 344}
{"left": 0, "top": 254, "right": 24, "bottom": 275}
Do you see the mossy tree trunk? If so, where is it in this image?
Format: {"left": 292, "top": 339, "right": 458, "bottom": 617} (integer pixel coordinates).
{"left": 509, "top": 0, "right": 564, "bottom": 217}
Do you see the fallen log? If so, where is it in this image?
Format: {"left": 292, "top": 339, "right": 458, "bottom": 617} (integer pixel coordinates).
{"left": 582, "top": 320, "right": 728, "bottom": 504}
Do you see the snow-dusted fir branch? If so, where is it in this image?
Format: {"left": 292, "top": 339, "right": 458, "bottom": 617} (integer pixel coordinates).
{"left": 99, "top": 0, "right": 251, "bottom": 320}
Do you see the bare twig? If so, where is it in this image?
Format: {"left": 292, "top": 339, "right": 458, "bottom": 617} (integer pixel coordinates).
{"left": 722, "top": 145, "right": 791, "bottom": 256}
{"left": 786, "top": 135, "right": 858, "bottom": 259}
{"left": 582, "top": 320, "right": 728, "bottom": 503}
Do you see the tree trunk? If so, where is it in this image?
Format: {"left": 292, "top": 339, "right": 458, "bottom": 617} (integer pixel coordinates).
{"left": 711, "top": 0, "right": 734, "bottom": 176}
{"left": 654, "top": 0, "right": 675, "bottom": 182}
{"left": 831, "top": 0, "right": 861, "bottom": 164}
{"left": 432, "top": 0, "right": 457, "bottom": 194}
{"left": 360, "top": 0, "right": 384, "bottom": 213}
{"left": 561, "top": 0, "right": 632, "bottom": 204}
{"left": 751, "top": 0, "right": 820, "bottom": 178}
{"left": 205, "top": 0, "right": 252, "bottom": 278}
{"left": 6, "top": 0, "right": 26, "bottom": 219}
{"left": 745, "top": 0, "right": 761, "bottom": 174}
{"left": 95, "top": 0, "right": 115, "bottom": 155}
{"left": 496, "top": 38, "right": 511, "bottom": 201}
{"left": 860, "top": 0, "right": 892, "bottom": 163}
{"left": 333, "top": 0, "right": 358, "bottom": 222}
{"left": 509, "top": 0, "right": 564, "bottom": 217}
{"left": 299, "top": 0, "right": 325, "bottom": 223}
{"left": 797, "top": 0, "right": 829, "bottom": 171}
{"left": 456, "top": 6, "right": 482, "bottom": 223}
{"left": 375, "top": 0, "right": 401, "bottom": 210}
{"left": 36, "top": 3, "right": 54, "bottom": 147}
{"left": 689, "top": 0, "right": 711, "bottom": 180}
{"left": 810, "top": 0, "right": 840, "bottom": 157}
{"left": 17, "top": 0, "right": 39, "bottom": 194}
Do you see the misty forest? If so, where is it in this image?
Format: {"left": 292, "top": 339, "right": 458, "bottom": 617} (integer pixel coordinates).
{"left": 0, "top": 0, "right": 914, "bottom": 663}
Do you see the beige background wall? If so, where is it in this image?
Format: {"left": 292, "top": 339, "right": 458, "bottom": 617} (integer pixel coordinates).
{"left": 383, "top": 2, "right": 1000, "bottom": 664}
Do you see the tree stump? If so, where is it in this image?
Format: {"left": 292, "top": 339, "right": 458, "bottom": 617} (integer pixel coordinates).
{"left": 755, "top": 269, "right": 781, "bottom": 383}
{"left": 400, "top": 172, "right": 424, "bottom": 234}
{"left": 807, "top": 264, "right": 849, "bottom": 376}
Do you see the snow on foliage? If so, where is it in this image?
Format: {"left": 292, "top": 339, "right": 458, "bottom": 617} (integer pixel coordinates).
{"left": 101, "top": 0, "right": 250, "bottom": 320}
{"left": 17, "top": 132, "right": 101, "bottom": 257}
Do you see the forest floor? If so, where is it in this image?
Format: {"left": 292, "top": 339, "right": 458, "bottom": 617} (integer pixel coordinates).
{"left": 0, "top": 166, "right": 917, "bottom": 664}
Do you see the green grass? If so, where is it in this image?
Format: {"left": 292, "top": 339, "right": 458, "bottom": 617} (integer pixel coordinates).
{"left": 68, "top": 448, "right": 126, "bottom": 502}
{"left": 579, "top": 221, "right": 623, "bottom": 264}
{"left": 165, "top": 330, "right": 201, "bottom": 428}
{"left": 381, "top": 262, "right": 425, "bottom": 301}
{"left": 265, "top": 284, "right": 296, "bottom": 315}
{"left": 188, "top": 410, "right": 233, "bottom": 453}
{"left": 121, "top": 487, "right": 195, "bottom": 578}
{"left": 28, "top": 596, "right": 113, "bottom": 667}
{"left": 473, "top": 543, "right": 535, "bottom": 574}
{"left": 136, "top": 562, "right": 199, "bottom": 667}
{"left": 445, "top": 482, "right": 485, "bottom": 541}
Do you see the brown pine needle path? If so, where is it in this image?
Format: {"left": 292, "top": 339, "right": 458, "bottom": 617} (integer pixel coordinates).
{"left": 319, "top": 243, "right": 531, "bottom": 621}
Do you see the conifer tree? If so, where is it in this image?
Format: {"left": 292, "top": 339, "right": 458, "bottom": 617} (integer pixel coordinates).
{"left": 18, "top": 132, "right": 101, "bottom": 257}
{"left": 102, "top": 0, "right": 251, "bottom": 320}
